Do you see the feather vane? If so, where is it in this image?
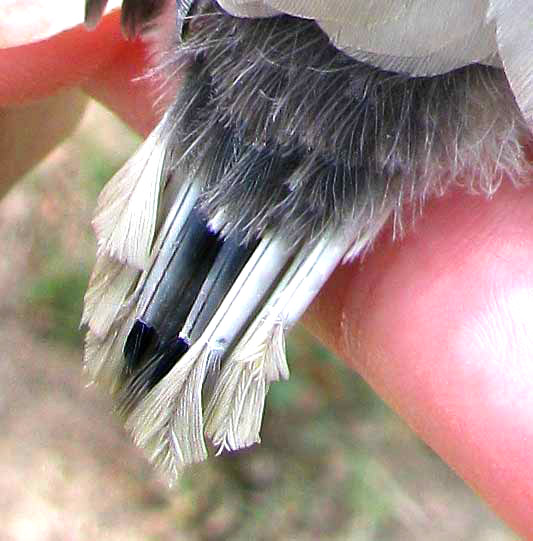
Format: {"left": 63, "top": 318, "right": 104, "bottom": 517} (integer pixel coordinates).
{"left": 93, "top": 121, "right": 167, "bottom": 270}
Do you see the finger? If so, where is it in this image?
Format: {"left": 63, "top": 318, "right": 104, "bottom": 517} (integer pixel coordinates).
{"left": 80, "top": 34, "right": 161, "bottom": 137}
{"left": 306, "top": 179, "right": 533, "bottom": 537}
{"left": 0, "top": 11, "right": 153, "bottom": 194}
{"left": 0, "top": 11, "right": 126, "bottom": 105}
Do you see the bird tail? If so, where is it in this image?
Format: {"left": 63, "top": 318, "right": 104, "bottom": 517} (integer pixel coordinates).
{"left": 81, "top": 115, "right": 390, "bottom": 478}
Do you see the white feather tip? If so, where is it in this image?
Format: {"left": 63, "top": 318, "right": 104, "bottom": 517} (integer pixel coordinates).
{"left": 93, "top": 124, "right": 168, "bottom": 270}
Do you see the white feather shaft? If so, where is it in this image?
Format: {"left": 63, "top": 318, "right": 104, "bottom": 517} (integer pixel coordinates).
{"left": 179, "top": 234, "right": 293, "bottom": 351}
{"left": 134, "top": 177, "right": 201, "bottom": 318}
{"left": 128, "top": 235, "right": 292, "bottom": 466}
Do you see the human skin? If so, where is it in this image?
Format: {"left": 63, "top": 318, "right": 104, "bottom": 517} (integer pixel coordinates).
{"left": 1, "top": 11, "right": 533, "bottom": 537}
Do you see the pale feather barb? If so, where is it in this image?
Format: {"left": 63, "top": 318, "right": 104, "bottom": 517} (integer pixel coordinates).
{"left": 92, "top": 119, "right": 169, "bottom": 270}
{"left": 83, "top": 0, "right": 532, "bottom": 479}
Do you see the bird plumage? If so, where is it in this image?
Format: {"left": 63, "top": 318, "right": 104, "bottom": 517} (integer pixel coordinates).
{"left": 83, "top": 0, "right": 532, "bottom": 479}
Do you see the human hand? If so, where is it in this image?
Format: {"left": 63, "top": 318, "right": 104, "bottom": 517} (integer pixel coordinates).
{"left": 2, "top": 9, "right": 533, "bottom": 537}
{"left": 0, "top": 6, "right": 153, "bottom": 197}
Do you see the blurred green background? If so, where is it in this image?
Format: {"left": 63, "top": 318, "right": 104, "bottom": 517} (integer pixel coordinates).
{"left": 0, "top": 101, "right": 514, "bottom": 540}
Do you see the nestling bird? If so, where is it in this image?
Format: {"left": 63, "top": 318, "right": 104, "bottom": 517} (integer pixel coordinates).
{"left": 83, "top": 0, "right": 533, "bottom": 479}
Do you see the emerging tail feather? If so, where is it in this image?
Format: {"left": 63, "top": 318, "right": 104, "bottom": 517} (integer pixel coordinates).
{"left": 82, "top": 0, "right": 531, "bottom": 480}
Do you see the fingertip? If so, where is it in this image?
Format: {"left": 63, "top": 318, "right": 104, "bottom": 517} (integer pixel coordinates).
{"left": 307, "top": 180, "right": 533, "bottom": 536}
{"left": 0, "top": 11, "right": 126, "bottom": 105}
{"left": 81, "top": 35, "right": 161, "bottom": 136}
